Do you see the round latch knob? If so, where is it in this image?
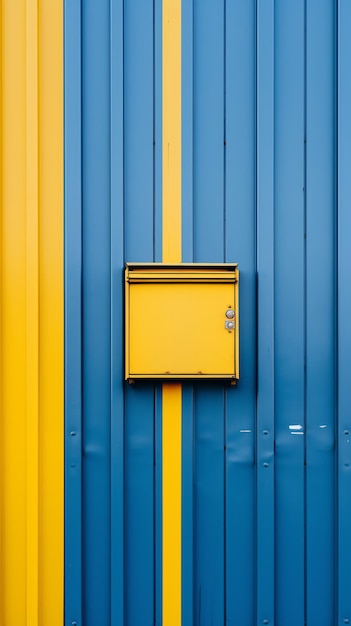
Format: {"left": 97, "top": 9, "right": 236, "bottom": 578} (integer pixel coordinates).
{"left": 226, "top": 309, "right": 235, "bottom": 319}
{"left": 226, "top": 321, "right": 234, "bottom": 330}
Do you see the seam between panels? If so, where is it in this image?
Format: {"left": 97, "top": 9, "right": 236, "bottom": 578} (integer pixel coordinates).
{"left": 303, "top": 0, "right": 307, "bottom": 623}
{"left": 254, "top": 0, "right": 258, "bottom": 621}
{"left": 334, "top": 1, "right": 339, "bottom": 621}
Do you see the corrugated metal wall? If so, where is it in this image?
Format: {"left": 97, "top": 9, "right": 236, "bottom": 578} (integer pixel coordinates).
{"left": 63, "top": 1, "right": 351, "bottom": 625}
{"left": 0, "top": 1, "right": 63, "bottom": 624}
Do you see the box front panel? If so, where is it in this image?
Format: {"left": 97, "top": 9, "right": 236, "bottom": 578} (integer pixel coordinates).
{"left": 129, "top": 282, "right": 236, "bottom": 376}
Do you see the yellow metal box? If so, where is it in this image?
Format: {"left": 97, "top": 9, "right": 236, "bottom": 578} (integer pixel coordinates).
{"left": 125, "top": 263, "right": 239, "bottom": 381}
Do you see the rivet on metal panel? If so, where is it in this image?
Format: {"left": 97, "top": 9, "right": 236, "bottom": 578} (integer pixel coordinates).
{"left": 263, "top": 620, "right": 269, "bottom": 624}
{"left": 343, "top": 619, "right": 349, "bottom": 624}
{"left": 70, "top": 431, "right": 77, "bottom": 436}
{"left": 262, "top": 430, "right": 269, "bottom": 435}
{"left": 344, "top": 463, "right": 350, "bottom": 468}
{"left": 344, "top": 430, "right": 349, "bottom": 435}
{"left": 72, "top": 622, "right": 77, "bottom": 625}
{"left": 263, "top": 463, "right": 269, "bottom": 468}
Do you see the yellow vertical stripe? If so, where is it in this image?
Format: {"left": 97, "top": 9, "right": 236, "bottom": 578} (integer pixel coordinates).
{"left": 38, "top": 2, "right": 63, "bottom": 621}
{"left": 162, "top": 0, "right": 182, "bottom": 624}
{"left": 26, "top": 1, "right": 39, "bottom": 621}
{"left": 2, "top": 3, "right": 27, "bottom": 622}
{"left": 0, "top": 2, "right": 2, "bottom": 623}
{"left": 163, "top": 0, "right": 182, "bottom": 262}
{"left": 0, "top": 1, "right": 63, "bottom": 624}
{"left": 162, "top": 385, "right": 182, "bottom": 625}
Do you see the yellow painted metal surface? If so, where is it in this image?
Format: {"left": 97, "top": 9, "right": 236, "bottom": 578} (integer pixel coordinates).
{"left": 162, "top": 385, "right": 182, "bottom": 625}
{"left": 163, "top": 0, "right": 182, "bottom": 263}
{"left": 126, "top": 264, "right": 239, "bottom": 379}
{"left": 130, "top": 283, "right": 235, "bottom": 375}
{"left": 162, "top": 0, "right": 182, "bottom": 622}
{"left": 0, "top": 1, "right": 63, "bottom": 624}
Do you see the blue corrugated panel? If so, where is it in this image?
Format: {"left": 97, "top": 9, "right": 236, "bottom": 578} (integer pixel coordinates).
{"left": 225, "top": 1, "right": 256, "bottom": 623}
{"left": 306, "top": 2, "right": 336, "bottom": 624}
{"left": 81, "top": 3, "right": 112, "bottom": 623}
{"left": 110, "top": 0, "right": 125, "bottom": 622}
{"left": 124, "top": 1, "right": 156, "bottom": 622}
{"left": 65, "top": 0, "right": 162, "bottom": 624}
{"left": 256, "top": 1, "right": 275, "bottom": 624}
{"left": 338, "top": 2, "right": 351, "bottom": 625}
{"left": 274, "top": 2, "right": 305, "bottom": 624}
{"left": 65, "top": 1, "right": 348, "bottom": 623}
{"left": 192, "top": 2, "right": 225, "bottom": 624}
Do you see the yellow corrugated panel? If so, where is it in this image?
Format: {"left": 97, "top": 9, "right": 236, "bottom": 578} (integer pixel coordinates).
{"left": 162, "top": 0, "right": 182, "bottom": 624}
{"left": 0, "top": 1, "right": 63, "bottom": 624}
{"left": 0, "top": 2, "right": 2, "bottom": 621}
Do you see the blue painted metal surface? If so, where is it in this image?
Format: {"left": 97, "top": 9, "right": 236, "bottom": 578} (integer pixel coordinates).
{"left": 65, "top": 0, "right": 348, "bottom": 623}
{"left": 123, "top": 2, "right": 157, "bottom": 622}
{"left": 256, "top": 2, "right": 275, "bottom": 624}
{"left": 82, "top": 4, "right": 112, "bottom": 623}
{"left": 338, "top": 2, "right": 351, "bottom": 626}
{"left": 64, "top": 1, "right": 83, "bottom": 623}
{"left": 306, "top": 2, "right": 336, "bottom": 624}
{"left": 192, "top": 2, "right": 225, "bottom": 623}
{"left": 65, "top": 1, "right": 163, "bottom": 624}
{"left": 225, "top": 2, "right": 256, "bottom": 623}
{"left": 274, "top": 3, "right": 305, "bottom": 624}
{"left": 110, "top": 0, "right": 125, "bottom": 622}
